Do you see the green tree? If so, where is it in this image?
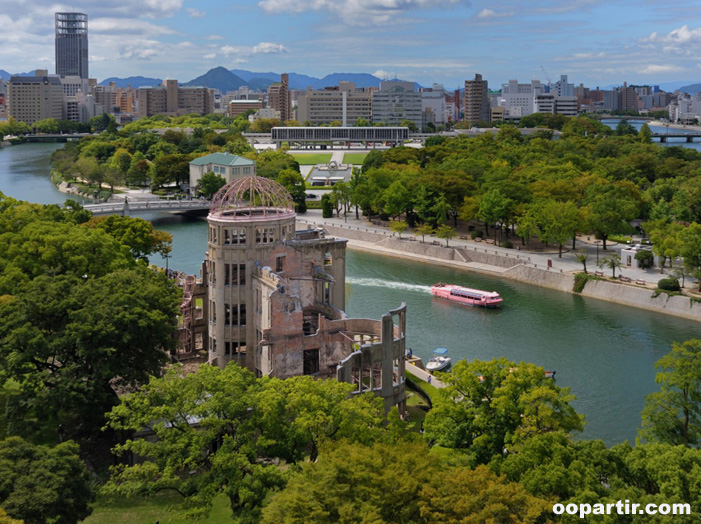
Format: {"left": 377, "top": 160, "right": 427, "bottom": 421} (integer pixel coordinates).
{"left": 584, "top": 184, "right": 639, "bottom": 250}
{"left": 575, "top": 252, "right": 589, "bottom": 274}
{"left": 151, "top": 153, "right": 190, "bottom": 188}
{"left": 435, "top": 224, "right": 456, "bottom": 247}
{"left": 383, "top": 180, "right": 411, "bottom": 219}
{"left": 0, "top": 268, "right": 180, "bottom": 438}
{"left": 33, "top": 118, "right": 60, "bottom": 134}
{"left": 478, "top": 190, "right": 511, "bottom": 238}
{"left": 198, "top": 171, "right": 227, "bottom": 199}
{"left": 105, "top": 366, "right": 387, "bottom": 521}
{"left": 538, "top": 200, "right": 581, "bottom": 257}
{"left": 400, "top": 118, "right": 419, "bottom": 132}
{"left": 639, "top": 123, "right": 653, "bottom": 143}
{"left": 678, "top": 223, "right": 701, "bottom": 290}
{"left": 641, "top": 339, "right": 701, "bottom": 446}
{"left": 321, "top": 193, "right": 333, "bottom": 218}
{"left": 276, "top": 169, "right": 307, "bottom": 213}
{"left": 424, "top": 358, "right": 583, "bottom": 463}
{"left": 598, "top": 253, "right": 623, "bottom": 278}
{"left": 0, "top": 437, "right": 93, "bottom": 524}
{"left": 419, "top": 465, "right": 553, "bottom": 524}
{"left": 84, "top": 215, "right": 173, "bottom": 261}
{"left": 390, "top": 220, "right": 409, "bottom": 239}
{"left": 415, "top": 223, "right": 434, "bottom": 243}
{"left": 262, "top": 440, "right": 433, "bottom": 524}
{"left": 635, "top": 249, "right": 654, "bottom": 269}
{"left": 330, "top": 181, "right": 351, "bottom": 218}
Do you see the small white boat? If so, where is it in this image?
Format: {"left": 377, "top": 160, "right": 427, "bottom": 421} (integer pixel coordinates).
{"left": 425, "top": 348, "right": 452, "bottom": 372}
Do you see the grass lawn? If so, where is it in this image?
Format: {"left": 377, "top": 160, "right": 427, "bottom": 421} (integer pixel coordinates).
{"left": 342, "top": 153, "right": 368, "bottom": 165}
{"left": 290, "top": 153, "right": 332, "bottom": 165}
{"left": 405, "top": 368, "right": 440, "bottom": 402}
{"left": 85, "top": 493, "right": 231, "bottom": 524}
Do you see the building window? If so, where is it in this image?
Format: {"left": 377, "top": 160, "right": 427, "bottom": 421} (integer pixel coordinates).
{"left": 303, "top": 349, "right": 320, "bottom": 375}
{"left": 225, "top": 304, "right": 231, "bottom": 325}
{"left": 256, "top": 227, "right": 274, "bottom": 244}
{"left": 225, "top": 341, "right": 240, "bottom": 355}
{"left": 239, "top": 304, "right": 246, "bottom": 326}
{"left": 224, "top": 229, "right": 230, "bottom": 245}
{"left": 230, "top": 263, "right": 246, "bottom": 285}
{"left": 276, "top": 255, "right": 285, "bottom": 272}
{"left": 323, "top": 282, "right": 331, "bottom": 304}
{"left": 232, "top": 229, "right": 246, "bottom": 245}
{"left": 224, "top": 263, "right": 230, "bottom": 285}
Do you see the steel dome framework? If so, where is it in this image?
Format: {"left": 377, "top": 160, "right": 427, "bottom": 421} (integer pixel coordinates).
{"left": 210, "top": 176, "right": 294, "bottom": 219}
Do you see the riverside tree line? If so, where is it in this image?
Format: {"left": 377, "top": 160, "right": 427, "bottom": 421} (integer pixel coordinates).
{"left": 1, "top": 115, "right": 701, "bottom": 521}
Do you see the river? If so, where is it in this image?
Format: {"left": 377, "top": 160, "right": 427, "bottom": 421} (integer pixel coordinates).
{"left": 0, "top": 138, "right": 699, "bottom": 446}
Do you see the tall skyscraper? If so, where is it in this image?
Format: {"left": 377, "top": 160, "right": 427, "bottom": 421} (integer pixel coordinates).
{"left": 464, "top": 74, "right": 491, "bottom": 125}
{"left": 55, "top": 12, "right": 88, "bottom": 79}
{"left": 267, "top": 73, "right": 290, "bottom": 122}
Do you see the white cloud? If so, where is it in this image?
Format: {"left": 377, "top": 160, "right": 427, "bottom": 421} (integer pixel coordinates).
{"left": 252, "top": 42, "right": 288, "bottom": 54}
{"left": 638, "top": 64, "right": 685, "bottom": 74}
{"left": 91, "top": 18, "right": 178, "bottom": 36}
{"left": 477, "top": 9, "right": 496, "bottom": 18}
{"left": 187, "top": 8, "right": 206, "bottom": 18}
{"left": 203, "top": 53, "right": 217, "bottom": 59}
{"left": 642, "top": 25, "right": 701, "bottom": 45}
{"left": 221, "top": 42, "right": 287, "bottom": 57}
{"left": 258, "top": 0, "right": 469, "bottom": 24}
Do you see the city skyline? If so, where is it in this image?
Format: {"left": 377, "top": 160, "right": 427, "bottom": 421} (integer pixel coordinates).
{"left": 1, "top": 1, "right": 701, "bottom": 89}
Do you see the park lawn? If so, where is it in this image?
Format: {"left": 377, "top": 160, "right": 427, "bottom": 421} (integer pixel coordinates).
{"left": 85, "top": 493, "right": 231, "bottom": 524}
{"left": 405, "top": 368, "right": 440, "bottom": 402}
{"left": 342, "top": 153, "right": 368, "bottom": 165}
{"left": 290, "top": 153, "right": 332, "bottom": 165}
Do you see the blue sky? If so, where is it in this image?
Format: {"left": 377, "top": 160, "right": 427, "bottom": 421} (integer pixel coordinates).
{"left": 2, "top": 0, "right": 701, "bottom": 89}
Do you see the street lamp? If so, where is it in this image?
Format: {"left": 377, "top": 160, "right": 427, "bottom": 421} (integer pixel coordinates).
{"left": 595, "top": 240, "right": 601, "bottom": 263}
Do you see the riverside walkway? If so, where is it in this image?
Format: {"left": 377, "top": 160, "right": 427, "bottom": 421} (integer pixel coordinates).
{"left": 298, "top": 209, "right": 670, "bottom": 286}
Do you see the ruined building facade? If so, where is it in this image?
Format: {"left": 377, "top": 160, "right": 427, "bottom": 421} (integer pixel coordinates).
{"left": 176, "top": 176, "right": 406, "bottom": 413}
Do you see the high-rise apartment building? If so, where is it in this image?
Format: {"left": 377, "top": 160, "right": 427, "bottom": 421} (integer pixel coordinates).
{"left": 8, "top": 70, "right": 65, "bottom": 125}
{"left": 137, "top": 80, "right": 214, "bottom": 117}
{"left": 464, "top": 74, "right": 490, "bottom": 125}
{"left": 55, "top": 13, "right": 88, "bottom": 80}
{"left": 267, "top": 73, "right": 290, "bottom": 122}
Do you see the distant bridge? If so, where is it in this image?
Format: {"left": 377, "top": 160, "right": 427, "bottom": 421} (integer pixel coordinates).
{"left": 82, "top": 199, "right": 210, "bottom": 216}
{"left": 25, "top": 133, "right": 93, "bottom": 142}
{"left": 651, "top": 132, "right": 701, "bottom": 142}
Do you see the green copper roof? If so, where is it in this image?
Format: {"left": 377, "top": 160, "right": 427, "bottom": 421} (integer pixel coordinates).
{"left": 189, "top": 153, "right": 255, "bottom": 167}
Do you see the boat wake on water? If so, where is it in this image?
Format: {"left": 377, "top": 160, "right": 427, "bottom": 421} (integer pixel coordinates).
{"left": 346, "top": 277, "right": 432, "bottom": 294}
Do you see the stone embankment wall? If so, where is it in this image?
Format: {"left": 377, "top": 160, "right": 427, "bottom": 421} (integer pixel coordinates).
{"left": 580, "top": 280, "right": 701, "bottom": 321}
{"left": 307, "top": 222, "right": 701, "bottom": 321}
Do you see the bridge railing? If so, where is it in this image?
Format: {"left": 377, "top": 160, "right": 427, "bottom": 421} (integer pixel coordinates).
{"left": 81, "top": 199, "right": 210, "bottom": 215}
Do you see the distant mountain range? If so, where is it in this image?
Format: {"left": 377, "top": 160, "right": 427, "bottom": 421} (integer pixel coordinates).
{"left": 677, "top": 83, "right": 701, "bottom": 94}
{"left": 95, "top": 67, "right": 388, "bottom": 93}
{"left": 99, "top": 76, "right": 163, "bottom": 88}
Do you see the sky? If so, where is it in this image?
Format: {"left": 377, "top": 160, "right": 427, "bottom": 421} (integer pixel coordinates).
{"left": 2, "top": 0, "right": 701, "bottom": 89}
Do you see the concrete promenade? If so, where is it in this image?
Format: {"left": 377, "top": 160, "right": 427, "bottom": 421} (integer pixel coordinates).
{"left": 298, "top": 208, "right": 670, "bottom": 286}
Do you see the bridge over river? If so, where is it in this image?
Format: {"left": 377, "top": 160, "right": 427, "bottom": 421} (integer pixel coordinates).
{"left": 81, "top": 198, "right": 210, "bottom": 216}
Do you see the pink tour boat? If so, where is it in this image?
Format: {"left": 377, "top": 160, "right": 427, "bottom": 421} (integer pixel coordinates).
{"left": 431, "top": 283, "right": 503, "bottom": 308}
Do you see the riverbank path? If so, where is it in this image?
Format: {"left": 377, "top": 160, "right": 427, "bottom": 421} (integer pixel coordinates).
{"left": 300, "top": 208, "right": 673, "bottom": 286}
